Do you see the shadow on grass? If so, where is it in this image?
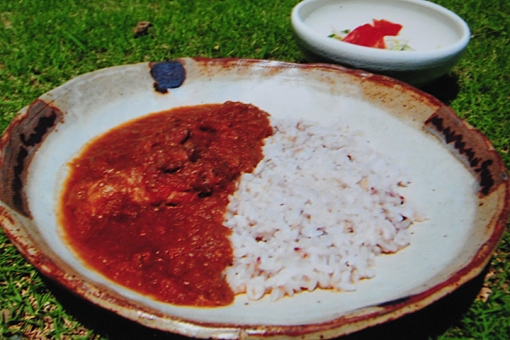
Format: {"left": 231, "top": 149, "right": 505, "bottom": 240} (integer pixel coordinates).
{"left": 42, "top": 263, "right": 487, "bottom": 340}
{"left": 419, "top": 73, "right": 461, "bottom": 106}
{"left": 301, "top": 52, "right": 462, "bottom": 107}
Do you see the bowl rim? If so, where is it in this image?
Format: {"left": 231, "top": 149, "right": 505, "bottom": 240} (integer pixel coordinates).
{"left": 291, "top": 0, "right": 471, "bottom": 62}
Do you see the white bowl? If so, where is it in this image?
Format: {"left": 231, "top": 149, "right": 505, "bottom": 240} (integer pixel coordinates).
{"left": 1, "top": 58, "right": 508, "bottom": 339}
{"left": 291, "top": 0, "right": 471, "bottom": 86}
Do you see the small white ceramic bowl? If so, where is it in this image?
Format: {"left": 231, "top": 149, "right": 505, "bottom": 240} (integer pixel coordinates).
{"left": 291, "top": 0, "right": 471, "bottom": 86}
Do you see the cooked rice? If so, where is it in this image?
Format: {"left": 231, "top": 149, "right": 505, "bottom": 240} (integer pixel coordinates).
{"left": 223, "top": 118, "right": 418, "bottom": 301}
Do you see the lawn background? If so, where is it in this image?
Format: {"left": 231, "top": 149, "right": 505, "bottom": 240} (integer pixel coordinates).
{"left": 0, "top": 0, "right": 509, "bottom": 339}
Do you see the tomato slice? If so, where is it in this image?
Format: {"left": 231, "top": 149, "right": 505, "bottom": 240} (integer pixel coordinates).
{"left": 342, "top": 19, "right": 403, "bottom": 49}
{"left": 373, "top": 19, "right": 402, "bottom": 36}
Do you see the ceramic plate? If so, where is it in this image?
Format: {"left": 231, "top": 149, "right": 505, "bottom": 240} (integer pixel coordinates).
{"left": 0, "top": 58, "right": 508, "bottom": 339}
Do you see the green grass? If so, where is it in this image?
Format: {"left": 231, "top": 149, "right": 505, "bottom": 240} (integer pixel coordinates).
{"left": 0, "top": 0, "right": 509, "bottom": 339}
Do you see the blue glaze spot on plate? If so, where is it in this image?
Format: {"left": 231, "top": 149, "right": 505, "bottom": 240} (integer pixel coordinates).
{"left": 150, "top": 60, "right": 186, "bottom": 94}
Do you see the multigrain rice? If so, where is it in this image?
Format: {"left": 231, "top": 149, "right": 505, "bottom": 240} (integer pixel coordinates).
{"left": 223, "top": 118, "right": 420, "bottom": 301}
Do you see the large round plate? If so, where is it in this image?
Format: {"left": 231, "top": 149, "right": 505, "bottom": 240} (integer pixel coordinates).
{"left": 0, "top": 58, "right": 508, "bottom": 339}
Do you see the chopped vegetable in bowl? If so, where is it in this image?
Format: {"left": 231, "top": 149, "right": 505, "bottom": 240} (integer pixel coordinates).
{"left": 329, "top": 19, "right": 413, "bottom": 50}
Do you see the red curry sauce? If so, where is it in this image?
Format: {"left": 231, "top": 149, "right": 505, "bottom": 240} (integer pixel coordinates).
{"left": 60, "top": 102, "right": 272, "bottom": 306}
